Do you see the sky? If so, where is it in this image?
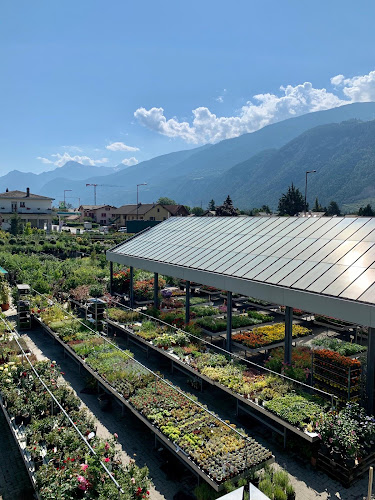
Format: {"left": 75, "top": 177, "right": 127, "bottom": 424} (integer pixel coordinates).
{"left": 1, "top": 0, "right": 375, "bottom": 175}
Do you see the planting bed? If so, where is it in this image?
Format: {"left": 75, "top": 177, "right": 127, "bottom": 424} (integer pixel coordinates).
{"left": 232, "top": 323, "right": 311, "bottom": 349}
{"left": 33, "top": 305, "right": 274, "bottom": 491}
{"left": 0, "top": 331, "right": 150, "bottom": 499}
{"left": 104, "top": 307, "right": 326, "bottom": 441}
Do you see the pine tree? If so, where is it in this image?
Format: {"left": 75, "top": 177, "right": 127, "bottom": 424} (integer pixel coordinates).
{"left": 326, "top": 201, "right": 341, "bottom": 216}
{"left": 313, "top": 197, "right": 324, "bottom": 212}
{"left": 358, "top": 204, "right": 374, "bottom": 216}
{"left": 216, "top": 195, "right": 238, "bottom": 216}
{"left": 278, "top": 184, "right": 305, "bottom": 216}
{"left": 208, "top": 199, "right": 216, "bottom": 211}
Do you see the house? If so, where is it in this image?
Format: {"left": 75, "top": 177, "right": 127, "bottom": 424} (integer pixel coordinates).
{"left": 112, "top": 203, "right": 189, "bottom": 228}
{"left": 78, "top": 205, "right": 117, "bottom": 225}
{"left": 0, "top": 188, "right": 54, "bottom": 231}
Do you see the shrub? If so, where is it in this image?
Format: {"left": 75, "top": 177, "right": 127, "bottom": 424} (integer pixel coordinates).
{"left": 259, "top": 479, "right": 274, "bottom": 498}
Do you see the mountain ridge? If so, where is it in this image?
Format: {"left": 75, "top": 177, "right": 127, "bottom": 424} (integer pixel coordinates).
{"left": 2, "top": 102, "right": 375, "bottom": 207}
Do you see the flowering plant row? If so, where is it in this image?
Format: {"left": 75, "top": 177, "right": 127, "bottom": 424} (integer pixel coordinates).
{"left": 265, "top": 347, "right": 312, "bottom": 383}
{"left": 233, "top": 323, "right": 311, "bottom": 349}
{"left": 37, "top": 307, "right": 271, "bottom": 484}
{"left": 313, "top": 349, "right": 361, "bottom": 370}
{"left": 106, "top": 305, "right": 326, "bottom": 433}
{"left": 0, "top": 351, "right": 150, "bottom": 499}
{"left": 317, "top": 403, "right": 375, "bottom": 464}
{"left": 129, "top": 380, "right": 272, "bottom": 483}
{"left": 312, "top": 337, "right": 366, "bottom": 356}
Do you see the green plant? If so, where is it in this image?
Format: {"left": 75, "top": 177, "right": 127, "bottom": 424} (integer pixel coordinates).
{"left": 259, "top": 479, "right": 274, "bottom": 498}
{"left": 193, "top": 482, "right": 219, "bottom": 500}
{"left": 286, "top": 483, "right": 295, "bottom": 496}
{"left": 274, "top": 485, "right": 287, "bottom": 500}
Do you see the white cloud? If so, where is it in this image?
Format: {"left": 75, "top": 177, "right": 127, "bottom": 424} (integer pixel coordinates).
{"left": 216, "top": 96, "right": 224, "bottom": 103}
{"left": 106, "top": 142, "right": 139, "bottom": 152}
{"left": 121, "top": 157, "right": 138, "bottom": 166}
{"left": 330, "top": 74, "right": 345, "bottom": 86}
{"left": 333, "top": 70, "right": 375, "bottom": 102}
{"left": 37, "top": 152, "right": 109, "bottom": 168}
{"left": 134, "top": 70, "right": 375, "bottom": 144}
{"left": 36, "top": 156, "right": 54, "bottom": 164}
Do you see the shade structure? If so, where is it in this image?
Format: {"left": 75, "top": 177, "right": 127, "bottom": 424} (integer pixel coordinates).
{"left": 107, "top": 216, "right": 375, "bottom": 327}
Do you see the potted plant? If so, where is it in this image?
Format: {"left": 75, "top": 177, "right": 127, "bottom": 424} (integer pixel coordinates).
{"left": 0, "top": 278, "right": 10, "bottom": 311}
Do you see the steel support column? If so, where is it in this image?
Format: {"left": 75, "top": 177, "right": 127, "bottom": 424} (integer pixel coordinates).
{"left": 109, "top": 261, "right": 113, "bottom": 295}
{"left": 284, "top": 306, "right": 293, "bottom": 365}
{"left": 226, "top": 291, "right": 232, "bottom": 352}
{"left": 129, "top": 266, "right": 134, "bottom": 308}
{"left": 185, "top": 281, "right": 190, "bottom": 324}
{"left": 154, "top": 272, "right": 159, "bottom": 309}
{"left": 366, "top": 327, "right": 375, "bottom": 414}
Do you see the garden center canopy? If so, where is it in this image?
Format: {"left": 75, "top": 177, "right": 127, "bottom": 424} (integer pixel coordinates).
{"left": 107, "top": 216, "right": 375, "bottom": 327}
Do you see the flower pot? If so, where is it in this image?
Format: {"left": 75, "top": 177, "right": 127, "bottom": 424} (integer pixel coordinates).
{"left": 1, "top": 303, "right": 9, "bottom": 312}
{"left": 331, "top": 447, "right": 341, "bottom": 462}
{"left": 344, "top": 457, "right": 356, "bottom": 469}
{"left": 14, "top": 414, "right": 23, "bottom": 426}
{"left": 33, "top": 457, "right": 43, "bottom": 472}
{"left": 22, "top": 412, "right": 31, "bottom": 426}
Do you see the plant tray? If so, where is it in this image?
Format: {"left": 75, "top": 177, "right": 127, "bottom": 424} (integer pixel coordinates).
{"left": 317, "top": 450, "right": 375, "bottom": 487}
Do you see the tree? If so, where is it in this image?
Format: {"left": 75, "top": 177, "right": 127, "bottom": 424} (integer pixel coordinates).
{"left": 313, "top": 197, "right": 324, "bottom": 212}
{"left": 208, "top": 199, "right": 216, "bottom": 211}
{"left": 9, "top": 213, "right": 23, "bottom": 235}
{"left": 191, "top": 207, "right": 204, "bottom": 216}
{"left": 358, "top": 204, "right": 374, "bottom": 216}
{"left": 326, "top": 200, "right": 341, "bottom": 216}
{"left": 216, "top": 195, "right": 238, "bottom": 216}
{"left": 157, "top": 197, "right": 177, "bottom": 205}
{"left": 24, "top": 222, "right": 33, "bottom": 236}
{"left": 278, "top": 183, "right": 305, "bottom": 216}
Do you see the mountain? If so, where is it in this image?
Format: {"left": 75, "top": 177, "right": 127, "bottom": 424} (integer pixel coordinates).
{"left": 0, "top": 161, "right": 125, "bottom": 195}
{"left": 2, "top": 102, "right": 375, "bottom": 206}
{"left": 207, "top": 118, "right": 375, "bottom": 210}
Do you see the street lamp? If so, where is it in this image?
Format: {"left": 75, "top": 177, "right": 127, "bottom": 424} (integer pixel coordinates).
{"left": 136, "top": 183, "right": 147, "bottom": 219}
{"left": 304, "top": 170, "right": 316, "bottom": 215}
{"left": 63, "top": 189, "right": 72, "bottom": 209}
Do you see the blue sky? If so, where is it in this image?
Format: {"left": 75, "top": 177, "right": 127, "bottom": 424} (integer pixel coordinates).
{"left": 1, "top": 0, "right": 375, "bottom": 174}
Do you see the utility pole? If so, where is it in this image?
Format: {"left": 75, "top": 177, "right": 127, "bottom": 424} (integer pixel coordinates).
{"left": 86, "top": 184, "right": 98, "bottom": 205}
{"left": 136, "top": 183, "right": 147, "bottom": 219}
{"left": 304, "top": 170, "right": 316, "bottom": 215}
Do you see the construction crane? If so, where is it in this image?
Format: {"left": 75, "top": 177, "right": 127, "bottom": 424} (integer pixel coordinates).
{"left": 85, "top": 183, "right": 129, "bottom": 205}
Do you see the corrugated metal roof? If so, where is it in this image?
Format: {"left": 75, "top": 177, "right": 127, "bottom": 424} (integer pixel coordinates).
{"left": 108, "top": 216, "right": 375, "bottom": 307}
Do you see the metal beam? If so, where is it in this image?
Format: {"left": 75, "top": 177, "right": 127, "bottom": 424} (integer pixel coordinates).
{"left": 366, "top": 327, "right": 375, "bottom": 414}
{"left": 227, "top": 291, "right": 232, "bottom": 352}
{"left": 106, "top": 251, "right": 375, "bottom": 328}
{"left": 109, "top": 261, "right": 113, "bottom": 295}
{"left": 129, "top": 266, "right": 134, "bottom": 308}
{"left": 154, "top": 273, "right": 159, "bottom": 309}
{"left": 284, "top": 306, "right": 293, "bottom": 365}
{"left": 185, "top": 280, "right": 190, "bottom": 325}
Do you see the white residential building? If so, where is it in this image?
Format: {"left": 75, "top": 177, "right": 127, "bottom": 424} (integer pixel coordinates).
{"left": 0, "top": 188, "right": 54, "bottom": 230}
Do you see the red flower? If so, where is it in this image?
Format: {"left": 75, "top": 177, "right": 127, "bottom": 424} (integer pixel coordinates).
{"left": 136, "top": 487, "right": 143, "bottom": 496}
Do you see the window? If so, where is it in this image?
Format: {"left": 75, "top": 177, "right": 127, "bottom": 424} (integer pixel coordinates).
{"left": 157, "top": 208, "right": 160, "bottom": 212}
{"left": 163, "top": 217, "right": 166, "bottom": 220}
{"left": 149, "top": 216, "right": 155, "bottom": 221}
{"left": 101, "top": 213, "right": 106, "bottom": 217}
{"left": 105, "top": 207, "right": 110, "bottom": 211}
{"left": 20, "top": 202, "right": 25, "bottom": 208}
{"left": 140, "top": 216, "right": 143, "bottom": 220}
